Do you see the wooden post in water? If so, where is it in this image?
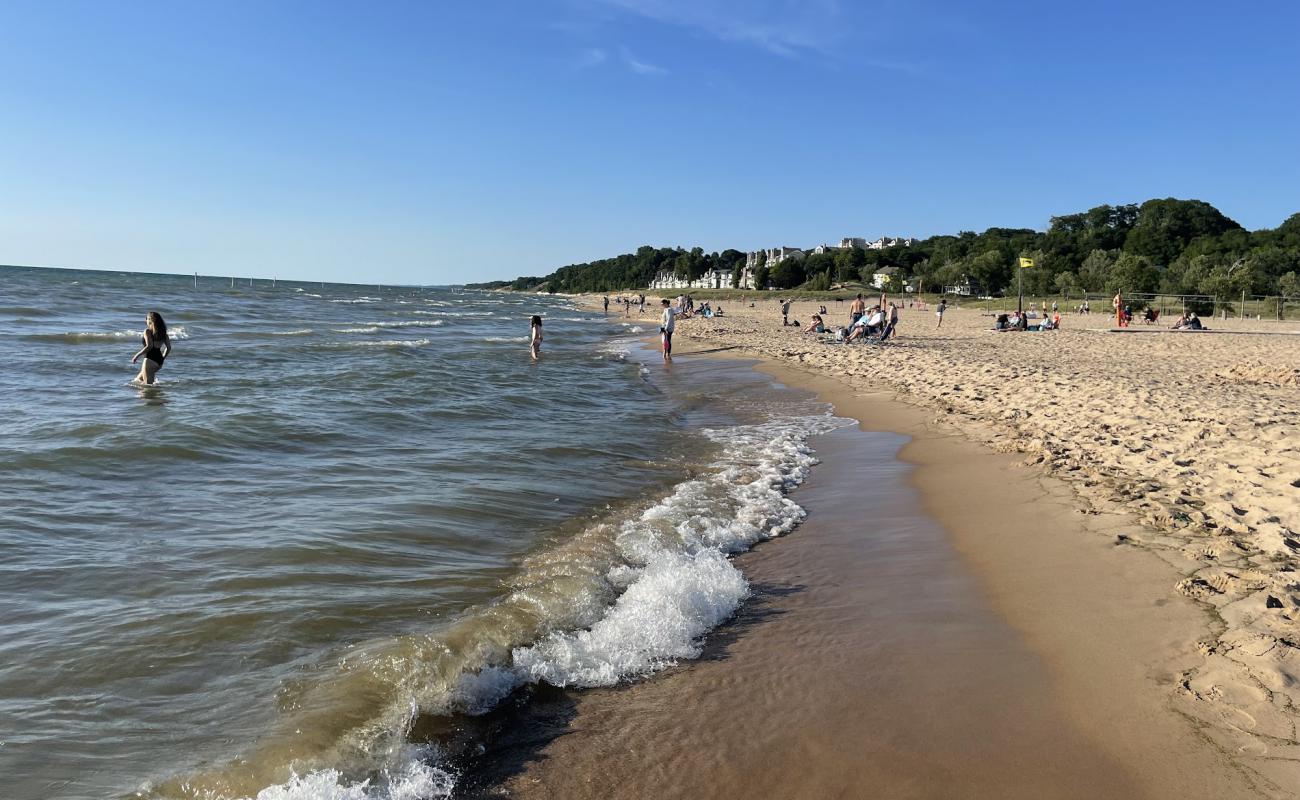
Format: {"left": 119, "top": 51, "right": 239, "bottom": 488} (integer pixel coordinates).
{"left": 193, "top": 272, "right": 197, "bottom": 289}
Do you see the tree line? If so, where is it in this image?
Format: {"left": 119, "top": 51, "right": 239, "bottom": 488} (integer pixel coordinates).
{"left": 475, "top": 198, "right": 1300, "bottom": 300}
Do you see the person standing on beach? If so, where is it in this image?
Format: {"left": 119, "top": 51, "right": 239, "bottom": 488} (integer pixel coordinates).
{"left": 639, "top": 294, "right": 645, "bottom": 315}
{"left": 849, "top": 293, "right": 865, "bottom": 324}
{"left": 530, "top": 315, "right": 543, "bottom": 360}
{"left": 603, "top": 296, "right": 609, "bottom": 314}
{"left": 936, "top": 299, "right": 947, "bottom": 328}
{"left": 130, "top": 311, "right": 172, "bottom": 384}
{"left": 660, "top": 298, "right": 676, "bottom": 362}
{"left": 781, "top": 299, "right": 791, "bottom": 326}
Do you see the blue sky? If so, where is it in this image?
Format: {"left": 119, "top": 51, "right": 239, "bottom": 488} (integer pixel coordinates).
{"left": 1, "top": 0, "right": 1297, "bottom": 284}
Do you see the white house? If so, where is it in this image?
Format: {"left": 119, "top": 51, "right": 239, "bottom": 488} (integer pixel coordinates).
{"left": 744, "top": 247, "right": 806, "bottom": 271}
{"left": 867, "top": 237, "right": 917, "bottom": 250}
{"left": 871, "top": 266, "right": 899, "bottom": 289}
{"left": 942, "top": 276, "right": 983, "bottom": 296}
{"left": 649, "top": 266, "right": 744, "bottom": 291}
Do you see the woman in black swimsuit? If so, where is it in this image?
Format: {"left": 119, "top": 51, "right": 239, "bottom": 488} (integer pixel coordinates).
{"left": 131, "top": 311, "right": 172, "bottom": 384}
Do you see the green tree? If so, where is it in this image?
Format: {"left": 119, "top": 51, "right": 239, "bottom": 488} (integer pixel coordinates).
{"left": 1279, "top": 271, "right": 1300, "bottom": 298}
{"left": 753, "top": 264, "right": 770, "bottom": 290}
{"left": 1079, "top": 249, "right": 1117, "bottom": 292}
{"left": 1053, "top": 270, "right": 1079, "bottom": 296}
{"left": 1123, "top": 198, "right": 1242, "bottom": 266}
{"left": 967, "top": 249, "right": 1010, "bottom": 295}
{"left": 769, "top": 257, "right": 806, "bottom": 289}
{"left": 1104, "top": 253, "right": 1159, "bottom": 296}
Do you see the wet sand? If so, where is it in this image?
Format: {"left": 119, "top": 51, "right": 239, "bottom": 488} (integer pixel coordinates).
{"left": 473, "top": 369, "right": 1263, "bottom": 797}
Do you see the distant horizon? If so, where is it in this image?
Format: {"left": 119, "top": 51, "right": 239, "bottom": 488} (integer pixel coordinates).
{"left": 3, "top": 1, "right": 1297, "bottom": 285}
{"left": 6, "top": 194, "right": 1296, "bottom": 287}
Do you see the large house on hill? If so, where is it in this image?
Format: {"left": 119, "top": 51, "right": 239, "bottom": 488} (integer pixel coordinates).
{"left": 744, "top": 247, "right": 805, "bottom": 272}
{"left": 649, "top": 266, "right": 753, "bottom": 291}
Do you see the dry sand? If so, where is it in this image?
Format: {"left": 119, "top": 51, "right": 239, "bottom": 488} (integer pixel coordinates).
{"left": 651, "top": 295, "right": 1299, "bottom": 792}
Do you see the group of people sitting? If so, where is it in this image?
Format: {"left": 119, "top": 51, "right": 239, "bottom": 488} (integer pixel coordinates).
{"left": 798, "top": 301, "right": 900, "bottom": 344}
{"left": 994, "top": 309, "right": 1061, "bottom": 332}
{"left": 987, "top": 308, "right": 1060, "bottom": 330}
{"left": 671, "top": 296, "right": 722, "bottom": 319}
{"left": 1170, "top": 312, "right": 1206, "bottom": 330}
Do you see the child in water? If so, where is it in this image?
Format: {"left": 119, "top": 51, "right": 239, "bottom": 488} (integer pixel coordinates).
{"left": 130, "top": 311, "right": 171, "bottom": 384}
{"left": 530, "top": 315, "right": 543, "bottom": 360}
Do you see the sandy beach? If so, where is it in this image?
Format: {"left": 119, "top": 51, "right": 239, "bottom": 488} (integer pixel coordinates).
{"left": 519, "top": 293, "right": 1300, "bottom": 797}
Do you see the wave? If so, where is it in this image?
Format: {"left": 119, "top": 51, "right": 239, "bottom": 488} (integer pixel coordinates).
{"left": 152, "top": 413, "right": 847, "bottom": 799}
{"left": 23, "top": 326, "right": 191, "bottom": 344}
{"left": 330, "top": 297, "right": 382, "bottom": 304}
{"left": 332, "top": 338, "right": 433, "bottom": 348}
{"left": 482, "top": 336, "right": 527, "bottom": 343}
{"left": 365, "top": 320, "right": 446, "bottom": 328}
{"left": 0, "top": 306, "right": 57, "bottom": 317}
{"left": 333, "top": 327, "right": 381, "bottom": 334}
{"left": 269, "top": 329, "right": 313, "bottom": 336}
{"left": 412, "top": 310, "right": 494, "bottom": 317}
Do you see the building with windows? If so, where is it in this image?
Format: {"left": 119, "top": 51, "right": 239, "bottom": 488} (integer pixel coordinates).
{"left": 871, "top": 266, "right": 900, "bottom": 289}
{"left": 744, "top": 247, "right": 806, "bottom": 272}
{"left": 649, "top": 266, "right": 747, "bottom": 291}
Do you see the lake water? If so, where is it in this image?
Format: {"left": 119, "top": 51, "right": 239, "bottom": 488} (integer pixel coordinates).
{"left": 0, "top": 265, "right": 843, "bottom": 799}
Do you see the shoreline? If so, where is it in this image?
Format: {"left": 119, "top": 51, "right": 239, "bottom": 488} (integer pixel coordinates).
{"left": 482, "top": 422, "right": 1150, "bottom": 798}
{"left": 541, "top": 293, "right": 1298, "bottom": 795}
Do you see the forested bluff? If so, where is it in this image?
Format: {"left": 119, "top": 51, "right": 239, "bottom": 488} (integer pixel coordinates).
{"left": 468, "top": 198, "right": 1300, "bottom": 300}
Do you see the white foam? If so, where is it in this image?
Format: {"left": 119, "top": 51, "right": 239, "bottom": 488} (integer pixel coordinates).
{"left": 30, "top": 325, "right": 191, "bottom": 343}
{"left": 366, "top": 320, "right": 446, "bottom": 328}
{"left": 514, "top": 550, "right": 747, "bottom": 686}
{"left": 339, "top": 338, "right": 432, "bottom": 348}
{"left": 269, "top": 329, "right": 313, "bottom": 336}
{"left": 330, "top": 297, "right": 382, "bottom": 304}
{"left": 482, "top": 336, "right": 527, "bottom": 343}
{"left": 458, "top": 414, "right": 841, "bottom": 700}
{"left": 246, "top": 756, "right": 454, "bottom": 800}
{"left": 413, "top": 310, "right": 494, "bottom": 317}
{"left": 334, "top": 327, "right": 381, "bottom": 334}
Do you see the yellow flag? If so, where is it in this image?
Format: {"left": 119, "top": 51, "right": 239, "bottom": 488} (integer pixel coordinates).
{"left": 1018, "top": 256, "right": 1035, "bottom": 269}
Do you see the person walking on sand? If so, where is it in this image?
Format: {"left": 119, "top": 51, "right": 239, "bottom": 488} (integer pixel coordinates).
{"left": 603, "top": 295, "right": 609, "bottom": 314}
{"left": 781, "top": 299, "right": 791, "bottom": 326}
{"left": 935, "top": 299, "right": 947, "bottom": 328}
{"left": 130, "top": 311, "right": 172, "bottom": 384}
{"left": 660, "top": 298, "right": 676, "bottom": 362}
{"left": 529, "top": 315, "right": 543, "bottom": 360}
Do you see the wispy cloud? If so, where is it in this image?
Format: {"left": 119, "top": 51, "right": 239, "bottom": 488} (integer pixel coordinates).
{"left": 619, "top": 45, "right": 667, "bottom": 75}
{"left": 595, "top": 0, "right": 846, "bottom": 57}
{"left": 575, "top": 47, "right": 608, "bottom": 69}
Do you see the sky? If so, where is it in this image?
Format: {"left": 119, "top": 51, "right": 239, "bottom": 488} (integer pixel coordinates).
{"left": 1, "top": 0, "right": 1298, "bottom": 285}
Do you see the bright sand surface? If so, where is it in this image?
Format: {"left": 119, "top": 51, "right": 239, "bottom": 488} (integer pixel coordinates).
{"left": 481, "top": 294, "right": 1298, "bottom": 797}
